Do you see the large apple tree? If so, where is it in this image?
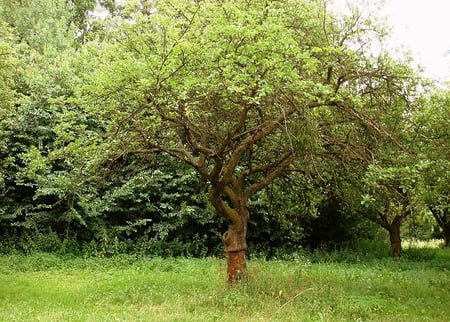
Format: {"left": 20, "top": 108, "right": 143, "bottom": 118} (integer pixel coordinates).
{"left": 77, "top": 0, "right": 417, "bottom": 283}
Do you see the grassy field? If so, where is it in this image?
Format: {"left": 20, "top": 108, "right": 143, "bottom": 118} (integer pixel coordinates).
{"left": 0, "top": 247, "right": 449, "bottom": 321}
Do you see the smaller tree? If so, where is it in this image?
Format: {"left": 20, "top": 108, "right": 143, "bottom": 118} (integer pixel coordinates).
{"left": 411, "top": 90, "right": 450, "bottom": 245}
{"left": 361, "top": 164, "right": 423, "bottom": 257}
{"left": 420, "top": 163, "right": 450, "bottom": 245}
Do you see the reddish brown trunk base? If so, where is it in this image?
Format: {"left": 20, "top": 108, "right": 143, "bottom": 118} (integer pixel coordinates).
{"left": 227, "top": 250, "right": 246, "bottom": 285}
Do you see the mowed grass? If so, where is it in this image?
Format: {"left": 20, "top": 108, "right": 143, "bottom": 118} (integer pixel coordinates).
{"left": 0, "top": 248, "right": 449, "bottom": 322}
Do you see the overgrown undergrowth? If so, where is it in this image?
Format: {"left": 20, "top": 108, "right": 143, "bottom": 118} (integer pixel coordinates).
{"left": 1, "top": 247, "right": 449, "bottom": 321}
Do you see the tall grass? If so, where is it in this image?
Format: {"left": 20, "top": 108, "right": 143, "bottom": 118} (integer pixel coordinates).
{"left": 1, "top": 248, "right": 449, "bottom": 321}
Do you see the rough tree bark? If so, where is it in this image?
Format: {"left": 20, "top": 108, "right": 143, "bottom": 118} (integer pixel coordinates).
{"left": 388, "top": 216, "right": 402, "bottom": 257}
{"left": 222, "top": 215, "right": 248, "bottom": 284}
{"left": 209, "top": 187, "right": 251, "bottom": 284}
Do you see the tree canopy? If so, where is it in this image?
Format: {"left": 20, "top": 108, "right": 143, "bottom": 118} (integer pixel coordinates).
{"left": 67, "top": 0, "right": 419, "bottom": 281}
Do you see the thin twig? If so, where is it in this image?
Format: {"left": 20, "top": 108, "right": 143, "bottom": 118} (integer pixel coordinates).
{"left": 276, "top": 288, "right": 314, "bottom": 313}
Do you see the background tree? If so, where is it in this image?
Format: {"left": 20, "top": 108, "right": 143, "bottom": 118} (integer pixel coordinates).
{"left": 72, "top": 0, "right": 418, "bottom": 283}
{"left": 412, "top": 89, "right": 450, "bottom": 245}
{"left": 0, "top": 19, "right": 21, "bottom": 223}
{"left": 361, "top": 163, "right": 424, "bottom": 257}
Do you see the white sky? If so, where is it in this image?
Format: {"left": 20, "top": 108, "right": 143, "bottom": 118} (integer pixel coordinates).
{"left": 334, "top": 0, "right": 450, "bottom": 82}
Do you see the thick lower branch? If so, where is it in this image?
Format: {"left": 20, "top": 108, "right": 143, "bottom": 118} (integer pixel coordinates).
{"left": 208, "top": 188, "right": 240, "bottom": 224}
{"left": 244, "top": 151, "right": 293, "bottom": 197}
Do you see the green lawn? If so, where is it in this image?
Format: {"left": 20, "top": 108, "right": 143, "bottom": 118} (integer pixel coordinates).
{"left": 0, "top": 249, "right": 449, "bottom": 321}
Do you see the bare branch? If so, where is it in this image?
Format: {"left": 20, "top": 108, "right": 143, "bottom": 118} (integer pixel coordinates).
{"left": 244, "top": 150, "right": 293, "bottom": 198}
{"left": 337, "top": 101, "right": 407, "bottom": 150}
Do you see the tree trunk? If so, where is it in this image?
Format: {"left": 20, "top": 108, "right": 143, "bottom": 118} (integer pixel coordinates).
{"left": 389, "top": 216, "right": 402, "bottom": 257}
{"left": 208, "top": 187, "right": 250, "bottom": 285}
{"left": 226, "top": 249, "right": 246, "bottom": 284}
{"left": 442, "top": 222, "right": 450, "bottom": 247}
{"left": 431, "top": 210, "right": 450, "bottom": 247}
{"left": 223, "top": 217, "right": 248, "bottom": 285}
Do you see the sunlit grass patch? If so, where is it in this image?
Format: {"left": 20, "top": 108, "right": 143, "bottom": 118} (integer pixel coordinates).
{"left": 403, "top": 238, "right": 445, "bottom": 249}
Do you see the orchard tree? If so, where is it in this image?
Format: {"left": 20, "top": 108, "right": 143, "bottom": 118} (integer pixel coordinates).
{"left": 75, "top": 0, "right": 417, "bottom": 283}
{"left": 412, "top": 90, "right": 450, "bottom": 245}
{"left": 358, "top": 84, "right": 449, "bottom": 253}
{"left": 361, "top": 164, "right": 424, "bottom": 257}
{"left": 420, "top": 160, "right": 450, "bottom": 245}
